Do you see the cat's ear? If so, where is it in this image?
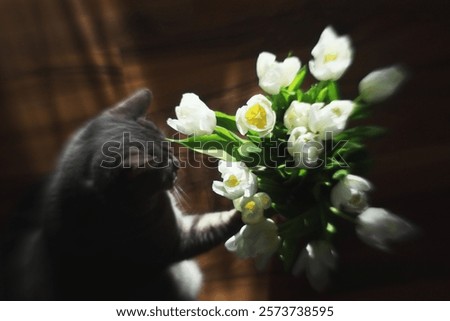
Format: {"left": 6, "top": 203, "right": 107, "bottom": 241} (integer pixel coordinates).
{"left": 110, "top": 88, "right": 152, "bottom": 119}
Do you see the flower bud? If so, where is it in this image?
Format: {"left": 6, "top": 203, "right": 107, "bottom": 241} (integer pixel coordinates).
{"left": 236, "top": 94, "right": 276, "bottom": 137}
{"left": 309, "top": 26, "right": 353, "bottom": 81}
{"left": 330, "top": 174, "right": 372, "bottom": 213}
{"left": 356, "top": 207, "right": 417, "bottom": 251}
{"left": 359, "top": 65, "right": 407, "bottom": 103}
{"left": 167, "top": 93, "right": 216, "bottom": 136}
{"left": 257, "top": 52, "right": 301, "bottom": 95}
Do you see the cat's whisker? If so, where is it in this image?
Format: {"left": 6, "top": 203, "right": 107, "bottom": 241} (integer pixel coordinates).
{"left": 172, "top": 184, "right": 190, "bottom": 209}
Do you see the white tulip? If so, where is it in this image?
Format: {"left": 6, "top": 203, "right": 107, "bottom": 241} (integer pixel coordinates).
{"left": 233, "top": 192, "right": 272, "bottom": 224}
{"left": 292, "top": 240, "right": 338, "bottom": 291}
{"left": 236, "top": 94, "right": 276, "bottom": 137}
{"left": 283, "top": 101, "right": 311, "bottom": 133}
{"left": 287, "top": 127, "right": 323, "bottom": 168}
{"left": 308, "top": 100, "right": 354, "bottom": 140}
{"left": 359, "top": 65, "right": 407, "bottom": 103}
{"left": 167, "top": 93, "right": 216, "bottom": 136}
{"left": 212, "top": 161, "right": 257, "bottom": 200}
{"left": 309, "top": 26, "right": 353, "bottom": 81}
{"left": 257, "top": 52, "right": 301, "bottom": 95}
{"left": 225, "top": 218, "right": 280, "bottom": 270}
{"left": 331, "top": 174, "right": 372, "bottom": 213}
{"left": 356, "top": 207, "right": 417, "bottom": 251}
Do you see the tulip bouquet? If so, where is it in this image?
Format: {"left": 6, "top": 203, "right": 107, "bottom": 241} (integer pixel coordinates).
{"left": 167, "top": 26, "right": 415, "bottom": 291}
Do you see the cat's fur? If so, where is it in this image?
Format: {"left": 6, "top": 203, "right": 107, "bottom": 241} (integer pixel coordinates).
{"left": 0, "top": 89, "right": 242, "bottom": 300}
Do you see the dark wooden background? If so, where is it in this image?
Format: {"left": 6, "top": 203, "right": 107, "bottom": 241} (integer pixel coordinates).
{"left": 0, "top": 0, "right": 449, "bottom": 300}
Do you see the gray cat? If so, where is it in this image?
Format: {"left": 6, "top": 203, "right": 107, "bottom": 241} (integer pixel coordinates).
{"left": 1, "top": 89, "right": 242, "bottom": 300}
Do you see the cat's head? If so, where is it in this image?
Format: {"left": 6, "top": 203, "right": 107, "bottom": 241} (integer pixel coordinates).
{"left": 68, "top": 89, "right": 179, "bottom": 202}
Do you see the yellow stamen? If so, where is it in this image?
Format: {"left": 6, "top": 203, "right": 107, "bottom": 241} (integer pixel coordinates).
{"left": 331, "top": 106, "right": 342, "bottom": 117}
{"left": 324, "top": 52, "right": 338, "bottom": 63}
{"left": 225, "top": 175, "right": 240, "bottom": 187}
{"left": 244, "top": 201, "right": 256, "bottom": 211}
{"left": 349, "top": 194, "right": 363, "bottom": 206}
{"left": 245, "top": 104, "right": 267, "bottom": 129}
{"left": 258, "top": 194, "right": 271, "bottom": 208}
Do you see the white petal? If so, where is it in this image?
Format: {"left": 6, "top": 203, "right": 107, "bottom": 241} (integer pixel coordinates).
{"left": 359, "top": 65, "right": 407, "bottom": 103}
{"left": 331, "top": 174, "right": 371, "bottom": 213}
{"left": 311, "top": 26, "right": 337, "bottom": 58}
{"left": 311, "top": 101, "right": 353, "bottom": 140}
{"left": 166, "top": 118, "right": 180, "bottom": 132}
{"left": 225, "top": 225, "right": 248, "bottom": 256}
{"left": 283, "top": 101, "right": 311, "bottom": 132}
{"left": 309, "top": 26, "right": 353, "bottom": 81}
{"left": 280, "top": 56, "right": 301, "bottom": 86}
{"left": 254, "top": 192, "right": 272, "bottom": 210}
{"left": 292, "top": 247, "right": 309, "bottom": 276}
{"left": 320, "top": 26, "right": 338, "bottom": 42}
{"left": 211, "top": 181, "right": 227, "bottom": 197}
{"left": 217, "top": 160, "right": 229, "bottom": 174}
{"left": 302, "top": 241, "right": 337, "bottom": 291}
{"left": 308, "top": 59, "right": 323, "bottom": 80}
{"left": 167, "top": 118, "right": 193, "bottom": 136}
{"left": 316, "top": 241, "right": 338, "bottom": 269}
{"left": 259, "top": 64, "right": 284, "bottom": 94}
{"left": 235, "top": 106, "right": 248, "bottom": 135}
{"left": 306, "top": 263, "right": 331, "bottom": 292}
{"left": 257, "top": 53, "right": 301, "bottom": 94}
{"left": 169, "top": 93, "right": 216, "bottom": 136}
{"left": 356, "top": 207, "right": 417, "bottom": 251}
{"left": 198, "top": 115, "right": 216, "bottom": 135}
{"left": 306, "top": 103, "right": 323, "bottom": 134}
{"left": 345, "top": 174, "right": 372, "bottom": 191}
{"left": 224, "top": 235, "right": 238, "bottom": 252}
{"left": 238, "top": 95, "right": 276, "bottom": 136}
{"left": 243, "top": 172, "right": 258, "bottom": 197}
{"left": 246, "top": 94, "right": 270, "bottom": 107}
{"left": 330, "top": 181, "right": 348, "bottom": 209}
{"left": 256, "top": 52, "right": 276, "bottom": 78}
{"left": 180, "top": 93, "right": 207, "bottom": 109}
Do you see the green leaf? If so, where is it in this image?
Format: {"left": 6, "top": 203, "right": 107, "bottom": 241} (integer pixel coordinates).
{"left": 281, "top": 89, "right": 292, "bottom": 102}
{"left": 246, "top": 132, "right": 262, "bottom": 144}
{"left": 316, "top": 87, "right": 328, "bottom": 102}
{"left": 349, "top": 102, "right": 371, "bottom": 120}
{"left": 298, "top": 169, "right": 308, "bottom": 177}
{"left": 215, "top": 111, "right": 238, "bottom": 133}
{"left": 214, "top": 126, "right": 244, "bottom": 143}
{"left": 326, "top": 222, "right": 337, "bottom": 234}
{"left": 303, "top": 81, "right": 327, "bottom": 103}
{"left": 288, "top": 65, "right": 308, "bottom": 91}
{"left": 329, "top": 206, "right": 342, "bottom": 216}
{"left": 271, "top": 124, "right": 288, "bottom": 139}
{"left": 192, "top": 148, "right": 237, "bottom": 161}
{"left": 271, "top": 92, "right": 289, "bottom": 115}
{"left": 237, "top": 142, "right": 262, "bottom": 156}
{"left": 327, "top": 81, "right": 340, "bottom": 100}
{"left": 332, "top": 169, "right": 349, "bottom": 180}
{"left": 329, "top": 206, "right": 357, "bottom": 223}
{"left": 278, "top": 207, "right": 319, "bottom": 271}
{"left": 170, "top": 133, "right": 239, "bottom": 161}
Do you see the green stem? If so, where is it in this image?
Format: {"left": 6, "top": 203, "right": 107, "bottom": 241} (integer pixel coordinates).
{"left": 354, "top": 95, "right": 363, "bottom": 104}
{"left": 332, "top": 210, "right": 357, "bottom": 224}
{"left": 288, "top": 66, "right": 307, "bottom": 92}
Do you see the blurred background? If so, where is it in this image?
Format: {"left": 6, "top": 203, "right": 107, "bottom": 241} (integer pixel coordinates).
{"left": 0, "top": 0, "right": 449, "bottom": 300}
